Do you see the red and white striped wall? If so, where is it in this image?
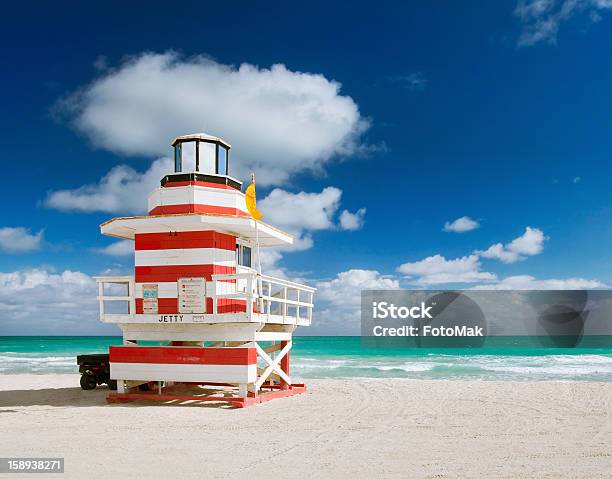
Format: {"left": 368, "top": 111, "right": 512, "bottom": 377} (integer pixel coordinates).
{"left": 109, "top": 346, "right": 257, "bottom": 383}
{"left": 133, "top": 231, "right": 248, "bottom": 315}
{"left": 147, "top": 183, "right": 250, "bottom": 217}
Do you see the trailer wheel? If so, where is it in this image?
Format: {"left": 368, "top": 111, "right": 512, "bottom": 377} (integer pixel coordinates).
{"left": 80, "top": 373, "right": 97, "bottom": 390}
{"left": 107, "top": 379, "right": 117, "bottom": 390}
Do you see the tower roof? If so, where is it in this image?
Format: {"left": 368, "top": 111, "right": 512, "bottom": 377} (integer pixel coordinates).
{"left": 171, "top": 133, "right": 231, "bottom": 149}
{"left": 100, "top": 213, "right": 293, "bottom": 246}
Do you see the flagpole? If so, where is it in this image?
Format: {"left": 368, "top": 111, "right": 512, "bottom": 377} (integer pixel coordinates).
{"left": 255, "top": 221, "right": 261, "bottom": 275}
{"left": 251, "top": 174, "right": 263, "bottom": 307}
{"left": 251, "top": 173, "right": 262, "bottom": 276}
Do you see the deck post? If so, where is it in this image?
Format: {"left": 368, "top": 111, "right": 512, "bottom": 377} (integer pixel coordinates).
{"left": 279, "top": 340, "right": 291, "bottom": 390}
{"left": 282, "top": 287, "right": 288, "bottom": 321}
{"left": 238, "top": 383, "right": 247, "bottom": 398}
{"left": 257, "top": 275, "right": 263, "bottom": 312}
{"left": 246, "top": 274, "right": 253, "bottom": 321}
{"left": 308, "top": 291, "right": 313, "bottom": 324}
{"left": 212, "top": 279, "right": 218, "bottom": 315}
{"left": 128, "top": 278, "right": 136, "bottom": 315}
{"left": 97, "top": 281, "right": 104, "bottom": 320}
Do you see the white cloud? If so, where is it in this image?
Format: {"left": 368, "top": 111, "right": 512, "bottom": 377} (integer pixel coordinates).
{"left": 515, "top": 0, "right": 612, "bottom": 46}
{"left": 56, "top": 51, "right": 369, "bottom": 186}
{"left": 93, "top": 240, "right": 133, "bottom": 256}
{"left": 317, "top": 269, "right": 400, "bottom": 309}
{"left": 443, "top": 216, "right": 480, "bottom": 233}
{"left": 478, "top": 227, "right": 547, "bottom": 264}
{"left": 259, "top": 187, "right": 342, "bottom": 233}
{"left": 396, "top": 226, "right": 548, "bottom": 285}
{"left": 0, "top": 227, "right": 44, "bottom": 253}
{"left": 311, "top": 267, "right": 605, "bottom": 333}
{"left": 471, "top": 274, "right": 606, "bottom": 290}
{"left": 235, "top": 187, "right": 364, "bottom": 278}
{"left": 254, "top": 187, "right": 365, "bottom": 280}
{"left": 397, "top": 254, "right": 497, "bottom": 285}
{"left": 258, "top": 187, "right": 366, "bottom": 252}
{"left": 45, "top": 157, "right": 171, "bottom": 214}
{"left": 573, "top": 176, "right": 581, "bottom": 183}
{"left": 258, "top": 249, "right": 287, "bottom": 279}
{"left": 0, "top": 268, "right": 117, "bottom": 335}
{"left": 310, "top": 269, "right": 400, "bottom": 334}
{"left": 339, "top": 208, "right": 366, "bottom": 231}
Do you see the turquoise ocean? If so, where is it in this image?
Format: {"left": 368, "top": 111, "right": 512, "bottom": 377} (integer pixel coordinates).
{"left": 2, "top": 336, "right": 612, "bottom": 381}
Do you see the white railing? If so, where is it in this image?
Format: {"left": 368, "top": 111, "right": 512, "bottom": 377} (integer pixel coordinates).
{"left": 95, "top": 276, "right": 135, "bottom": 322}
{"left": 94, "top": 272, "right": 315, "bottom": 325}
{"left": 212, "top": 272, "right": 315, "bottom": 325}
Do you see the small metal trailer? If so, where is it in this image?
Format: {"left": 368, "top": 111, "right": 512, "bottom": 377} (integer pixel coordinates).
{"left": 77, "top": 354, "right": 117, "bottom": 390}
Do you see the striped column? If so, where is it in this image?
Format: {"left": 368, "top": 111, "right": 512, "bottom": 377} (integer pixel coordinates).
{"left": 109, "top": 346, "right": 257, "bottom": 383}
{"left": 134, "top": 231, "right": 246, "bottom": 314}
{"left": 147, "top": 182, "right": 250, "bottom": 217}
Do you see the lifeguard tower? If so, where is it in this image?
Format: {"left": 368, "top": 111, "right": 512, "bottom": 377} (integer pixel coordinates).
{"left": 95, "top": 133, "right": 315, "bottom": 407}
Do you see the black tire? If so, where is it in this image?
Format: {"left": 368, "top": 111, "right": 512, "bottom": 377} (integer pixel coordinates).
{"left": 80, "top": 373, "right": 97, "bottom": 390}
{"left": 107, "top": 379, "right": 118, "bottom": 390}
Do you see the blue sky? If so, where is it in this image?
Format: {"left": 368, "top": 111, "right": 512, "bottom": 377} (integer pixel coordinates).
{"left": 2, "top": 0, "right": 612, "bottom": 335}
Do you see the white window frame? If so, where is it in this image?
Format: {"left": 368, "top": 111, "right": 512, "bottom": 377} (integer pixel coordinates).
{"left": 235, "top": 238, "right": 256, "bottom": 269}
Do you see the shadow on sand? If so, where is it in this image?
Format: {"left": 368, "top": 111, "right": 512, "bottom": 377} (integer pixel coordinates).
{"left": 0, "top": 386, "right": 237, "bottom": 409}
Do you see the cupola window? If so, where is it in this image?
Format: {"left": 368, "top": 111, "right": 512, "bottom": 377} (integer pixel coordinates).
{"left": 171, "top": 134, "right": 231, "bottom": 175}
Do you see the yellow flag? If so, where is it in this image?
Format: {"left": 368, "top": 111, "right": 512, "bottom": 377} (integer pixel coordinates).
{"left": 245, "top": 175, "right": 263, "bottom": 220}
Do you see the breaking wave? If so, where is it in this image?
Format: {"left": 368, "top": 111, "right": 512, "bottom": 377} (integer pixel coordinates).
{"left": 2, "top": 336, "right": 612, "bottom": 381}
{"left": 291, "top": 354, "right": 612, "bottom": 381}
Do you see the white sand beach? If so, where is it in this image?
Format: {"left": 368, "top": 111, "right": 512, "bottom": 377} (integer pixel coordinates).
{"left": 1, "top": 375, "right": 611, "bottom": 478}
